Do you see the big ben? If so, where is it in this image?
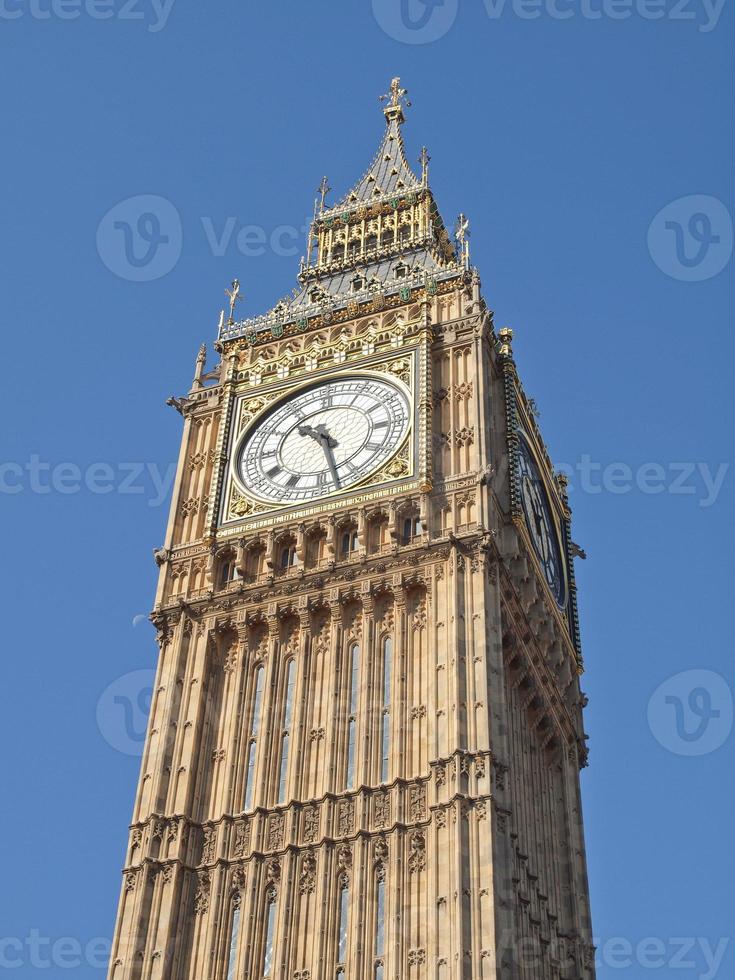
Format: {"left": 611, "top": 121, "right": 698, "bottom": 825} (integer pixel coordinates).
{"left": 108, "top": 78, "right": 596, "bottom": 980}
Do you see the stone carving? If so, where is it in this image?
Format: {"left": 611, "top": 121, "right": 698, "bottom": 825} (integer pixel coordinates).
{"left": 409, "top": 785, "right": 426, "bottom": 822}
{"left": 408, "top": 830, "right": 426, "bottom": 873}
{"left": 233, "top": 820, "right": 249, "bottom": 858}
{"left": 266, "top": 859, "right": 281, "bottom": 886}
{"left": 194, "top": 870, "right": 210, "bottom": 914}
{"left": 303, "top": 807, "right": 320, "bottom": 844}
{"left": 268, "top": 814, "right": 285, "bottom": 851}
{"left": 373, "top": 837, "right": 389, "bottom": 863}
{"left": 338, "top": 800, "right": 354, "bottom": 836}
{"left": 374, "top": 793, "right": 391, "bottom": 829}
{"left": 202, "top": 827, "right": 215, "bottom": 865}
{"left": 299, "top": 851, "right": 317, "bottom": 895}
{"left": 337, "top": 844, "right": 352, "bottom": 874}
{"left": 408, "top": 948, "right": 426, "bottom": 966}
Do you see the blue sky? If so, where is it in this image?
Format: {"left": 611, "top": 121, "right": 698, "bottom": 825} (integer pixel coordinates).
{"left": 1, "top": 2, "right": 733, "bottom": 977}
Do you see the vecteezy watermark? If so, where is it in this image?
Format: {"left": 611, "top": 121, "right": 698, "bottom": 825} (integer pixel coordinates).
{"left": 97, "top": 668, "right": 155, "bottom": 756}
{"left": 593, "top": 936, "right": 730, "bottom": 979}
{"left": 97, "top": 194, "right": 312, "bottom": 282}
{"left": 648, "top": 670, "right": 733, "bottom": 757}
{"left": 372, "top": 0, "right": 726, "bottom": 38}
{"left": 0, "top": 456, "right": 176, "bottom": 506}
{"left": 97, "top": 194, "right": 183, "bottom": 282}
{"left": 475, "top": 451, "right": 729, "bottom": 508}
{"left": 555, "top": 458, "right": 729, "bottom": 508}
{"left": 648, "top": 196, "right": 733, "bottom": 282}
{"left": 0, "top": 931, "right": 110, "bottom": 970}
{"left": 0, "top": 0, "right": 176, "bottom": 31}
{"left": 372, "top": 0, "right": 459, "bottom": 43}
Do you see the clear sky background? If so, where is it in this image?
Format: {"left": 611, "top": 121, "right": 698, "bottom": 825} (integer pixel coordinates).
{"left": 1, "top": 2, "right": 733, "bottom": 977}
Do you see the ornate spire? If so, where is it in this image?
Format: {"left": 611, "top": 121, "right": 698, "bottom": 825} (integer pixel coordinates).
{"left": 380, "top": 76, "right": 411, "bottom": 126}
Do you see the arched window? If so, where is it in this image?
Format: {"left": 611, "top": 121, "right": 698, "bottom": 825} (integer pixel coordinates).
{"left": 278, "top": 537, "right": 297, "bottom": 570}
{"left": 341, "top": 527, "right": 358, "bottom": 557}
{"left": 374, "top": 876, "right": 386, "bottom": 979}
{"left": 277, "top": 659, "right": 296, "bottom": 804}
{"left": 225, "top": 899, "right": 241, "bottom": 980}
{"left": 337, "top": 876, "right": 350, "bottom": 973}
{"left": 245, "top": 544, "right": 265, "bottom": 582}
{"left": 262, "top": 892, "right": 277, "bottom": 978}
{"left": 218, "top": 553, "right": 236, "bottom": 589}
{"left": 346, "top": 643, "right": 360, "bottom": 789}
{"left": 380, "top": 637, "right": 392, "bottom": 783}
{"left": 244, "top": 665, "right": 265, "bottom": 811}
{"left": 402, "top": 514, "right": 421, "bottom": 545}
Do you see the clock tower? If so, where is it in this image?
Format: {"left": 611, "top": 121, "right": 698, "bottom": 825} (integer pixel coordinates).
{"left": 108, "top": 79, "right": 596, "bottom": 980}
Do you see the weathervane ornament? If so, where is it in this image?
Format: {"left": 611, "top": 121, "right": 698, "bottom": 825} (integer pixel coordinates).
{"left": 225, "top": 278, "right": 243, "bottom": 324}
{"left": 380, "top": 77, "right": 411, "bottom": 124}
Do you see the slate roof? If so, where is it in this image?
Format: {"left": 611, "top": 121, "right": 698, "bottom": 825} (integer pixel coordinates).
{"left": 326, "top": 116, "right": 422, "bottom": 212}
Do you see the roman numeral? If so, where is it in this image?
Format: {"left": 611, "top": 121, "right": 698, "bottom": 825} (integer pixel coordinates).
{"left": 365, "top": 442, "right": 382, "bottom": 452}
{"left": 373, "top": 421, "right": 389, "bottom": 429}
{"left": 266, "top": 465, "right": 282, "bottom": 479}
{"left": 286, "top": 474, "right": 301, "bottom": 488}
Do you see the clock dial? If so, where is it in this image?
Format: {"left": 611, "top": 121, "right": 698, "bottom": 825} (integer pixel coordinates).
{"left": 517, "top": 436, "right": 566, "bottom": 607}
{"left": 237, "top": 376, "right": 410, "bottom": 503}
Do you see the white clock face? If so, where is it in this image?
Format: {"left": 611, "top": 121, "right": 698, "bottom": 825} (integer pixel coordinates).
{"left": 237, "top": 376, "right": 411, "bottom": 504}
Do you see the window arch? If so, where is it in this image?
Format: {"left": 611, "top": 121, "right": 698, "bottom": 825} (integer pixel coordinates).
{"left": 340, "top": 524, "right": 359, "bottom": 558}
{"left": 277, "top": 658, "right": 296, "bottom": 804}
{"left": 379, "top": 636, "right": 392, "bottom": 783}
{"left": 225, "top": 897, "right": 241, "bottom": 980}
{"left": 401, "top": 513, "right": 422, "bottom": 545}
{"left": 374, "top": 873, "right": 386, "bottom": 980}
{"left": 336, "top": 874, "right": 350, "bottom": 974}
{"left": 346, "top": 642, "right": 360, "bottom": 789}
{"left": 243, "top": 664, "right": 265, "bottom": 811}
{"left": 217, "top": 550, "right": 237, "bottom": 589}
{"left": 278, "top": 536, "right": 298, "bottom": 570}
{"left": 262, "top": 891, "right": 278, "bottom": 978}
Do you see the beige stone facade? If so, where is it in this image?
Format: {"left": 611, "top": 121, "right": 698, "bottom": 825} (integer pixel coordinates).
{"left": 107, "top": 80, "right": 595, "bottom": 980}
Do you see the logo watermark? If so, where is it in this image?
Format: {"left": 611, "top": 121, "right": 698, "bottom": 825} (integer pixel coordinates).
{"left": 648, "top": 670, "right": 733, "bottom": 756}
{"left": 371, "top": 0, "right": 459, "bottom": 43}
{"left": 0, "top": 0, "right": 176, "bottom": 31}
{"left": 0, "top": 456, "right": 176, "bottom": 507}
{"left": 648, "top": 195, "right": 733, "bottom": 281}
{"left": 97, "top": 668, "right": 155, "bottom": 756}
{"left": 372, "top": 0, "right": 726, "bottom": 38}
{"left": 97, "top": 195, "right": 312, "bottom": 282}
{"left": 97, "top": 194, "right": 182, "bottom": 282}
{"left": 0, "top": 931, "right": 110, "bottom": 970}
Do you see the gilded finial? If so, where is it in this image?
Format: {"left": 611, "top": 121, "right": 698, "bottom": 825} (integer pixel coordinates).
{"left": 225, "top": 278, "right": 243, "bottom": 325}
{"left": 455, "top": 213, "right": 470, "bottom": 269}
{"left": 420, "top": 146, "right": 430, "bottom": 184}
{"left": 498, "top": 326, "right": 514, "bottom": 357}
{"left": 380, "top": 77, "right": 411, "bottom": 125}
{"left": 316, "top": 176, "right": 331, "bottom": 215}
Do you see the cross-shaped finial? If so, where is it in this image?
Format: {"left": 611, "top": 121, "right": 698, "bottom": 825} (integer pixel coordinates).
{"left": 317, "top": 176, "right": 331, "bottom": 213}
{"left": 380, "top": 77, "right": 411, "bottom": 124}
{"left": 455, "top": 214, "right": 471, "bottom": 269}
{"left": 224, "top": 278, "right": 243, "bottom": 324}
{"left": 420, "top": 146, "right": 431, "bottom": 184}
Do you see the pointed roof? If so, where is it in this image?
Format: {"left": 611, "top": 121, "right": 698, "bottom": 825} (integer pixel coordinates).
{"left": 218, "top": 79, "right": 466, "bottom": 344}
{"left": 325, "top": 77, "right": 422, "bottom": 214}
{"left": 330, "top": 115, "right": 422, "bottom": 211}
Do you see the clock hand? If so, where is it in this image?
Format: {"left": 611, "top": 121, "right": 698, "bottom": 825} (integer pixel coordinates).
{"left": 296, "top": 423, "right": 340, "bottom": 488}
{"left": 318, "top": 431, "right": 341, "bottom": 489}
